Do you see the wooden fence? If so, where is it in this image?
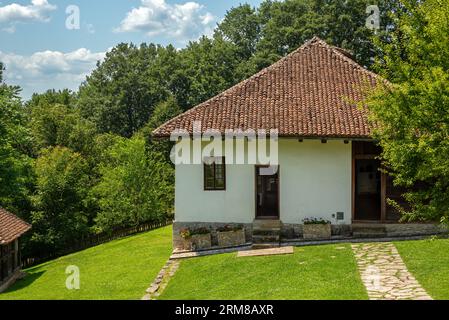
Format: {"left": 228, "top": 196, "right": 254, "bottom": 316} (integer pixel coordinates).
{"left": 21, "top": 219, "right": 173, "bottom": 268}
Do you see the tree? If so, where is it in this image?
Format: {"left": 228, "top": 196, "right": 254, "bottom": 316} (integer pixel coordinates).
{"left": 0, "top": 65, "right": 33, "bottom": 213}
{"left": 30, "top": 147, "right": 91, "bottom": 256}
{"left": 366, "top": 0, "right": 449, "bottom": 224}
{"left": 77, "top": 43, "right": 170, "bottom": 137}
{"left": 28, "top": 101, "right": 96, "bottom": 156}
{"left": 141, "top": 96, "right": 183, "bottom": 162}
{"left": 253, "top": 0, "right": 398, "bottom": 69}
{"left": 144, "top": 96, "right": 183, "bottom": 132}
{"left": 216, "top": 4, "right": 261, "bottom": 61}
{"left": 93, "top": 135, "right": 174, "bottom": 232}
{"left": 27, "top": 89, "right": 76, "bottom": 109}
{"left": 179, "top": 35, "right": 242, "bottom": 108}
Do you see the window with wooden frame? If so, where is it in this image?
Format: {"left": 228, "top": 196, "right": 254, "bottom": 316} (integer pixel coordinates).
{"left": 204, "top": 157, "right": 226, "bottom": 191}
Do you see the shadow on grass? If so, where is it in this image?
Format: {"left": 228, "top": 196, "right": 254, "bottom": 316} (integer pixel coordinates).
{"left": 3, "top": 271, "right": 45, "bottom": 294}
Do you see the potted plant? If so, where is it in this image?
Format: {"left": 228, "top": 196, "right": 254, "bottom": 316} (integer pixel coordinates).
{"left": 216, "top": 225, "right": 246, "bottom": 247}
{"left": 180, "top": 227, "right": 212, "bottom": 250}
{"left": 302, "top": 218, "right": 332, "bottom": 240}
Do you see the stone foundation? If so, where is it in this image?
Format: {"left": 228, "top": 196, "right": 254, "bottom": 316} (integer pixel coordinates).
{"left": 0, "top": 268, "right": 22, "bottom": 293}
{"left": 173, "top": 222, "right": 253, "bottom": 251}
{"left": 384, "top": 223, "right": 446, "bottom": 237}
{"left": 281, "top": 223, "right": 352, "bottom": 239}
{"left": 173, "top": 221, "right": 446, "bottom": 252}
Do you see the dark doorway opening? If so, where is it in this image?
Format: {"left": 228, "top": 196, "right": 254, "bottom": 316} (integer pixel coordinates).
{"left": 354, "top": 159, "right": 381, "bottom": 221}
{"left": 255, "top": 166, "right": 280, "bottom": 220}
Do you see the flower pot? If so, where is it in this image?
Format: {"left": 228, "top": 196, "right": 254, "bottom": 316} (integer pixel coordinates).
{"left": 189, "top": 233, "right": 212, "bottom": 250}
{"left": 303, "top": 224, "right": 331, "bottom": 240}
{"left": 217, "top": 229, "right": 246, "bottom": 247}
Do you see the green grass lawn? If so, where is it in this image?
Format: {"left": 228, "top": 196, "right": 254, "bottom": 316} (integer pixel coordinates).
{"left": 159, "top": 244, "right": 368, "bottom": 300}
{"left": 5, "top": 227, "right": 448, "bottom": 301}
{"left": 0, "top": 225, "right": 172, "bottom": 300}
{"left": 395, "top": 238, "right": 449, "bottom": 300}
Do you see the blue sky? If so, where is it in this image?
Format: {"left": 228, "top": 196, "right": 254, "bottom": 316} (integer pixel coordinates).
{"left": 0, "top": 0, "right": 263, "bottom": 99}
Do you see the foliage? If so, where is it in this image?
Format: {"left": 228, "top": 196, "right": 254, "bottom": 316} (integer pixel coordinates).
{"left": 77, "top": 43, "right": 170, "bottom": 137}
{"left": 366, "top": 0, "right": 449, "bottom": 223}
{"left": 303, "top": 218, "right": 331, "bottom": 225}
{"left": 179, "top": 228, "right": 191, "bottom": 239}
{"left": 29, "top": 147, "right": 91, "bottom": 256}
{"left": 218, "top": 0, "right": 399, "bottom": 77}
{"left": 93, "top": 135, "right": 174, "bottom": 232}
{"left": 216, "top": 224, "right": 245, "bottom": 232}
{"left": 0, "top": 68, "right": 33, "bottom": 213}
{"left": 144, "top": 96, "right": 182, "bottom": 133}
{"left": 216, "top": 4, "right": 261, "bottom": 61}
{"left": 141, "top": 96, "right": 182, "bottom": 162}
{"left": 191, "top": 227, "right": 210, "bottom": 236}
{"left": 28, "top": 100, "right": 97, "bottom": 155}
{"left": 27, "top": 89, "right": 76, "bottom": 109}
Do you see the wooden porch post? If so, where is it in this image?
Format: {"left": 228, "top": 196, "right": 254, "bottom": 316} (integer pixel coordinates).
{"left": 381, "top": 172, "right": 387, "bottom": 222}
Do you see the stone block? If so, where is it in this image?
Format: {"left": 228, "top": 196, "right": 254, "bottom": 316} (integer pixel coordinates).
{"left": 217, "top": 229, "right": 246, "bottom": 247}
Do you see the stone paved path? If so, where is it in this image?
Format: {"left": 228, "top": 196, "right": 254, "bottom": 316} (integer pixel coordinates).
{"left": 142, "top": 259, "right": 180, "bottom": 300}
{"left": 352, "top": 242, "right": 432, "bottom": 300}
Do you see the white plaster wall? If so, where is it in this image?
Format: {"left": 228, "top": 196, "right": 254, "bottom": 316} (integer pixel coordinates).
{"left": 175, "top": 163, "right": 254, "bottom": 223}
{"left": 175, "top": 139, "right": 352, "bottom": 224}
{"left": 279, "top": 139, "right": 352, "bottom": 225}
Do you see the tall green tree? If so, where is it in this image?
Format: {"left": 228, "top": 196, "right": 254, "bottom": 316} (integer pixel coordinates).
{"left": 141, "top": 96, "right": 183, "bottom": 162}
{"left": 30, "top": 147, "right": 91, "bottom": 256}
{"left": 27, "top": 89, "right": 76, "bottom": 109}
{"left": 253, "top": 0, "right": 398, "bottom": 69}
{"left": 77, "top": 43, "right": 170, "bottom": 137}
{"left": 28, "top": 101, "right": 96, "bottom": 156}
{"left": 366, "top": 0, "right": 449, "bottom": 223}
{"left": 0, "top": 65, "right": 33, "bottom": 213}
{"left": 93, "top": 135, "right": 174, "bottom": 232}
{"left": 179, "top": 35, "right": 242, "bottom": 108}
{"left": 216, "top": 4, "right": 261, "bottom": 61}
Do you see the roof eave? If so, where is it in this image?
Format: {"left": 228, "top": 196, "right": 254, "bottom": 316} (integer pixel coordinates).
{"left": 152, "top": 132, "right": 373, "bottom": 140}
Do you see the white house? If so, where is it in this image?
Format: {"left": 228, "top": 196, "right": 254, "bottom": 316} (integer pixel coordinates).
{"left": 153, "top": 37, "right": 441, "bottom": 251}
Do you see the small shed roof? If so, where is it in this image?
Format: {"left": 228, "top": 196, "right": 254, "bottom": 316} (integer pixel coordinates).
{"left": 0, "top": 207, "right": 31, "bottom": 245}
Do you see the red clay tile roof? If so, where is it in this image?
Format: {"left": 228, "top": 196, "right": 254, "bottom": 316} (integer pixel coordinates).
{"left": 153, "top": 37, "right": 381, "bottom": 139}
{"left": 0, "top": 207, "right": 31, "bottom": 245}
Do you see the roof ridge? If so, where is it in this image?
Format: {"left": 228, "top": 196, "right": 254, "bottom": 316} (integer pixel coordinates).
{"left": 321, "top": 40, "right": 383, "bottom": 82}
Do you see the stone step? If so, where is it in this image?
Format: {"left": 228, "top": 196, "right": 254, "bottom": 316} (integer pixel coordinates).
{"left": 251, "top": 243, "right": 281, "bottom": 250}
{"left": 252, "top": 235, "right": 280, "bottom": 243}
{"left": 353, "top": 232, "right": 387, "bottom": 239}
{"left": 252, "top": 220, "right": 281, "bottom": 248}
{"left": 352, "top": 224, "right": 387, "bottom": 233}
{"left": 252, "top": 219, "right": 282, "bottom": 229}
{"left": 352, "top": 224, "right": 387, "bottom": 238}
{"left": 252, "top": 229, "right": 281, "bottom": 236}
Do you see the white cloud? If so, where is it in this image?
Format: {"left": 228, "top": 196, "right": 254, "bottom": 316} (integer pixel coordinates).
{"left": 0, "top": 48, "right": 107, "bottom": 99}
{"left": 0, "top": 0, "right": 56, "bottom": 31}
{"left": 115, "top": 0, "right": 216, "bottom": 43}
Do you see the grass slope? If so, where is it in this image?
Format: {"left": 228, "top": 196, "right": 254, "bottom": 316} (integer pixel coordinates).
{"left": 159, "top": 244, "right": 368, "bottom": 300}
{"left": 0, "top": 226, "right": 172, "bottom": 300}
{"left": 395, "top": 238, "right": 449, "bottom": 300}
